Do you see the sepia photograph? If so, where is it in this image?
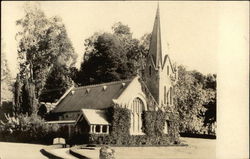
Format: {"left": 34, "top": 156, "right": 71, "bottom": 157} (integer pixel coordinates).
{"left": 1, "top": 1, "right": 249, "bottom": 159}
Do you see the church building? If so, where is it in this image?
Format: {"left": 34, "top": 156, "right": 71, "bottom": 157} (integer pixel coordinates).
{"left": 47, "top": 5, "right": 178, "bottom": 144}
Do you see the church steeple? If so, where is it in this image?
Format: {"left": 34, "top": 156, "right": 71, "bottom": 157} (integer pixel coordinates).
{"left": 148, "top": 4, "right": 162, "bottom": 69}
{"left": 144, "top": 4, "right": 176, "bottom": 109}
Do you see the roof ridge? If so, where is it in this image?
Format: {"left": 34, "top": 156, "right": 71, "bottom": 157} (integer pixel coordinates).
{"left": 74, "top": 78, "right": 133, "bottom": 90}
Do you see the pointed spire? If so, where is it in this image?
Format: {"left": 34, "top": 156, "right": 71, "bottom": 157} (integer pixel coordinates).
{"left": 149, "top": 3, "right": 162, "bottom": 69}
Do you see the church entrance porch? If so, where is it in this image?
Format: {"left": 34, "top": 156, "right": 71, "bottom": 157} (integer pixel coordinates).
{"left": 76, "top": 109, "right": 110, "bottom": 135}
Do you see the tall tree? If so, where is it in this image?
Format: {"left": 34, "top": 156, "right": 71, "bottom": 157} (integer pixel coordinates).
{"left": 15, "top": 2, "right": 77, "bottom": 114}
{"left": 77, "top": 22, "right": 149, "bottom": 85}
{"left": 1, "top": 41, "right": 13, "bottom": 102}
{"left": 40, "top": 65, "right": 74, "bottom": 102}
{"left": 203, "top": 74, "right": 216, "bottom": 133}
{"left": 13, "top": 74, "right": 22, "bottom": 115}
{"left": 175, "top": 65, "right": 215, "bottom": 133}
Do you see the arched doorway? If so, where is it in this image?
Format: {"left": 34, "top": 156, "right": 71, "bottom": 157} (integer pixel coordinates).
{"left": 130, "top": 97, "right": 145, "bottom": 134}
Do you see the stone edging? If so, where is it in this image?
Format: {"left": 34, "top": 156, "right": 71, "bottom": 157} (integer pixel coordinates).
{"left": 40, "top": 148, "right": 64, "bottom": 159}
{"left": 69, "top": 148, "right": 91, "bottom": 159}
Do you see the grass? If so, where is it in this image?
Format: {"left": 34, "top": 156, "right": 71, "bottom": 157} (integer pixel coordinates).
{"left": 0, "top": 137, "right": 215, "bottom": 159}
{"left": 0, "top": 142, "right": 48, "bottom": 159}
{"left": 72, "top": 137, "right": 216, "bottom": 159}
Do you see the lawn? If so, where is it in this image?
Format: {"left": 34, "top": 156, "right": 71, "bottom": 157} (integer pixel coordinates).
{"left": 0, "top": 142, "right": 48, "bottom": 159}
{"left": 113, "top": 137, "right": 216, "bottom": 159}
{"left": 73, "top": 137, "right": 216, "bottom": 159}
{"left": 0, "top": 137, "right": 216, "bottom": 159}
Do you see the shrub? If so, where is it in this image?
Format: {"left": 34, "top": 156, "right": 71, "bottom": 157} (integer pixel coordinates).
{"left": 0, "top": 113, "right": 59, "bottom": 144}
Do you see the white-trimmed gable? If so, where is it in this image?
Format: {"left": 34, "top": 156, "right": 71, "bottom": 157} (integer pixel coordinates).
{"left": 162, "top": 55, "right": 175, "bottom": 74}
{"left": 114, "top": 76, "right": 147, "bottom": 111}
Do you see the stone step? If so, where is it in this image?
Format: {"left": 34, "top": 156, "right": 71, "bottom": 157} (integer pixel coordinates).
{"left": 41, "top": 148, "right": 79, "bottom": 159}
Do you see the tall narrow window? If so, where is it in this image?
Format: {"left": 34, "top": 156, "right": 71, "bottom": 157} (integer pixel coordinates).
{"left": 131, "top": 98, "right": 144, "bottom": 134}
{"left": 167, "top": 66, "right": 169, "bottom": 75}
{"left": 164, "top": 121, "right": 170, "bottom": 134}
{"left": 167, "top": 91, "right": 169, "bottom": 105}
{"left": 149, "top": 65, "right": 152, "bottom": 76}
{"left": 170, "top": 87, "right": 172, "bottom": 105}
{"left": 164, "top": 86, "right": 167, "bottom": 104}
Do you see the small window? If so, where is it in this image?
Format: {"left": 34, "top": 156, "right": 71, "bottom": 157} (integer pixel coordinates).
{"left": 96, "top": 125, "right": 100, "bottom": 133}
{"left": 167, "top": 66, "right": 169, "bottom": 75}
{"left": 102, "top": 125, "right": 107, "bottom": 133}
{"left": 164, "top": 121, "right": 170, "bottom": 134}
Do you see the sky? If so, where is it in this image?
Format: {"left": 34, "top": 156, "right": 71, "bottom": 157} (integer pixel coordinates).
{"left": 0, "top": 1, "right": 246, "bottom": 77}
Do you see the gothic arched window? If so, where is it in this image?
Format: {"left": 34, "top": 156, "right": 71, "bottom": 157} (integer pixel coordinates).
{"left": 131, "top": 98, "right": 145, "bottom": 134}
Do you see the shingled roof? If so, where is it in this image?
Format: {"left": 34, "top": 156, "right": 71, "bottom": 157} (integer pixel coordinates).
{"left": 52, "top": 79, "right": 132, "bottom": 113}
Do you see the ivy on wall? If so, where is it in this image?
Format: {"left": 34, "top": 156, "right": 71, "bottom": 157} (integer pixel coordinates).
{"left": 141, "top": 110, "right": 180, "bottom": 145}
{"left": 107, "top": 105, "right": 131, "bottom": 145}
{"left": 85, "top": 104, "right": 180, "bottom": 146}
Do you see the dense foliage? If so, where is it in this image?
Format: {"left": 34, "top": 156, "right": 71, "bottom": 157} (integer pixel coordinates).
{"left": 85, "top": 105, "right": 179, "bottom": 146}
{"left": 14, "top": 2, "right": 77, "bottom": 114}
{"left": 0, "top": 114, "right": 59, "bottom": 144}
{"left": 1, "top": 41, "right": 13, "bottom": 102}
{"left": 76, "top": 22, "right": 149, "bottom": 86}
{"left": 39, "top": 65, "right": 74, "bottom": 102}
{"left": 108, "top": 105, "right": 131, "bottom": 145}
{"left": 175, "top": 65, "right": 216, "bottom": 134}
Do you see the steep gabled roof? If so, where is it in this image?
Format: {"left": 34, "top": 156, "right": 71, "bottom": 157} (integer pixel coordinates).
{"left": 162, "top": 54, "right": 176, "bottom": 73}
{"left": 52, "top": 79, "right": 132, "bottom": 113}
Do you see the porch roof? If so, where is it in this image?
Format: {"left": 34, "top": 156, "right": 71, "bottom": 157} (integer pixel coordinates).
{"left": 78, "top": 109, "right": 110, "bottom": 125}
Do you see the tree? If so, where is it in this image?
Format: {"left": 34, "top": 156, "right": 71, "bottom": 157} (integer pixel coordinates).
{"left": 203, "top": 74, "right": 216, "bottom": 133}
{"left": 79, "top": 33, "right": 128, "bottom": 84}
{"left": 13, "top": 74, "right": 22, "bottom": 115}
{"left": 20, "top": 78, "right": 37, "bottom": 115}
{"left": 112, "top": 22, "right": 131, "bottom": 36}
{"left": 175, "top": 65, "right": 216, "bottom": 133}
{"left": 39, "top": 65, "right": 74, "bottom": 102}
{"left": 77, "top": 22, "right": 149, "bottom": 85}
{"left": 1, "top": 41, "right": 13, "bottom": 102}
{"left": 15, "top": 2, "right": 77, "bottom": 114}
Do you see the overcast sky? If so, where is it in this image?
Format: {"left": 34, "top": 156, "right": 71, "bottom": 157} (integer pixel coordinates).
{"left": 1, "top": 1, "right": 247, "bottom": 77}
